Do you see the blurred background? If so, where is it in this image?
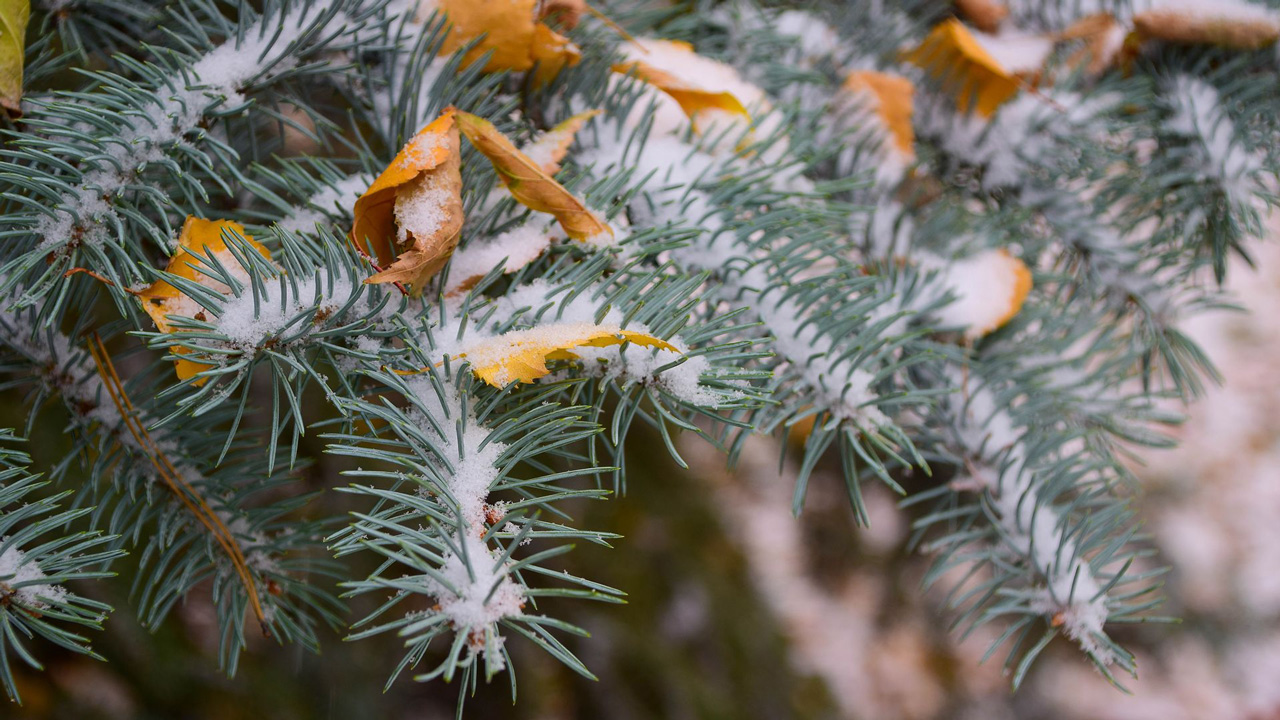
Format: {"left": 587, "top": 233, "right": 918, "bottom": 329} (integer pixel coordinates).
{"left": 5, "top": 230, "right": 1279, "bottom": 718}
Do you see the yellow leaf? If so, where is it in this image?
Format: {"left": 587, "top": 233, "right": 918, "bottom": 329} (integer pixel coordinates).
{"left": 137, "top": 217, "right": 271, "bottom": 383}
{"left": 522, "top": 108, "right": 601, "bottom": 175}
{"left": 455, "top": 110, "right": 612, "bottom": 242}
{"left": 902, "top": 19, "right": 1050, "bottom": 117}
{"left": 349, "top": 108, "right": 464, "bottom": 289}
{"left": 432, "top": 0, "right": 580, "bottom": 79}
{"left": 948, "top": 249, "right": 1032, "bottom": 339}
{"left": 1133, "top": 7, "right": 1279, "bottom": 50}
{"left": 611, "top": 39, "right": 751, "bottom": 128}
{"left": 955, "top": 0, "right": 1008, "bottom": 34}
{"left": 0, "top": 0, "right": 29, "bottom": 115}
{"left": 540, "top": 0, "right": 586, "bottom": 29}
{"left": 1057, "top": 13, "right": 1126, "bottom": 75}
{"left": 460, "top": 323, "right": 677, "bottom": 386}
{"left": 842, "top": 71, "right": 916, "bottom": 160}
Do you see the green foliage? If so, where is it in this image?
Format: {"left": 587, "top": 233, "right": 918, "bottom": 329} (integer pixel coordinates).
{"left": 0, "top": 0, "right": 1278, "bottom": 713}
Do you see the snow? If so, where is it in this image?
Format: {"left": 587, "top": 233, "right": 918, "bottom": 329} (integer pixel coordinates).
{"left": 959, "top": 383, "right": 1113, "bottom": 664}
{"left": 618, "top": 38, "right": 769, "bottom": 113}
{"left": 934, "top": 249, "right": 1028, "bottom": 339}
{"left": 1137, "top": 0, "right": 1280, "bottom": 24}
{"left": 394, "top": 174, "right": 453, "bottom": 246}
{"left": 972, "top": 31, "right": 1054, "bottom": 74}
{"left": 278, "top": 174, "right": 372, "bottom": 233}
{"left": 213, "top": 273, "right": 357, "bottom": 349}
{"left": 397, "top": 377, "right": 526, "bottom": 641}
{"left": 1165, "top": 75, "right": 1266, "bottom": 210}
{"left": 919, "top": 90, "right": 1118, "bottom": 189}
{"left": 571, "top": 343, "right": 722, "bottom": 407}
{"left": 422, "top": 533, "right": 526, "bottom": 630}
{"left": 774, "top": 10, "right": 841, "bottom": 59}
{"left": 760, "top": 294, "right": 888, "bottom": 427}
{"left": 0, "top": 541, "right": 68, "bottom": 609}
{"left": 445, "top": 223, "right": 554, "bottom": 294}
{"left": 36, "top": 0, "right": 348, "bottom": 251}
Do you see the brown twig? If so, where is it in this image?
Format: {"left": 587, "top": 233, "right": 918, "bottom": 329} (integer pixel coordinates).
{"left": 86, "top": 334, "right": 269, "bottom": 634}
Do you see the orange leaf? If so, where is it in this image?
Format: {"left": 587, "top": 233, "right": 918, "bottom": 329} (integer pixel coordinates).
{"left": 522, "top": 108, "right": 601, "bottom": 174}
{"left": 455, "top": 110, "right": 612, "bottom": 242}
{"left": 350, "top": 108, "right": 464, "bottom": 290}
{"left": 1133, "top": 7, "right": 1280, "bottom": 50}
{"left": 941, "top": 249, "right": 1032, "bottom": 338}
{"left": 540, "top": 0, "right": 586, "bottom": 29}
{"left": 842, "top": 71, "right": 916, "bottom": 160}
{"left": 611, "top": 39, "right": 751, "bottom": 128}
{"left": 136, "top": 217, "right": 271, "bottom": 383}
{"left": 955, "top": 0, "right": 1008, "bottom": 34}
{"left": 1058, "top": 13, "right": 1126, "bottom": 75}
{"left": 433, "top": 0, "right": 580, "bottom": 78}
{"left": 902, "top": 19, "right": 1050, "bottom": 117}
{"left": 459, "top": 323, "right": 677, "bottom": 386}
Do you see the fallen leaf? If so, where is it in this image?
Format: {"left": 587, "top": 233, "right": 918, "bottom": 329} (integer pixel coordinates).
{"left": 842, "top": 71, "right": 916, "bottom": 160}
{"left": 350, "top": 108, "right": 464, "bottom": 289}
{"left": 938, "top": 248, "right": 1032, "bottom": 339}
{"left": 1133, "top": 6, "right": 1280, "bottom": 50}
{"left": 522, "top": 108, "right": 601, "bottom": 174}
{"left": 955, "top": 0, "right": 1008, "bottom": 34}
{"left": 612, "top": 39, "right": 752, "bottom": 129}
{"left": 1058, "top": 13, "right": 1126, "bottom": 75}
{"left": 903, "top": 19, "right": 1052, "bottom": 117}
{"left": 455, "top": 110, "right": 612, "bottom": 242}
{"left": 459, "top": 322, "right": 677, "bottom": 386}
{"left": 0, "top": 0, "right": 29, "bottom": 116}
{"left": 138, "top": 217, "right": 271, "bottom": 383}
{"left": 539, "top": 0, "right": 586, "bottom": 29}
{"left": 429, "top": 0, "right": 580, "bottom": 78}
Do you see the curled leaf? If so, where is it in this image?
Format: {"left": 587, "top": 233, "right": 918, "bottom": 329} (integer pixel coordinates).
{"left": 842, "top": 71, "right": 916, "bottom": 160}
{"left": 137, "top": 217, "right": 271, "bottom": 383}
{"left": 460, "top": 322, "right": 677, "bottom": 386}
{"left": 522, "top": 108, "right": 601, "bottom": 174}
{"left": 455, "top": 110, "right": 612, "bottom": 242}
{"left": 1133, "top": 4, "right": 1280, "bottom": 50}
{"left": 0, "top": 0, "right": 28, "bottom": 116}
{"left": 1058, "top": 13, "right": 1126, "bottom": 75}
{"left": 612, "top": 39, "right": 752, "bottom": 128}
{"left": 540, "top": 0, "right": 586, "bottom": 29}
{"left": 350, "top": 108, "right": 464, "bottom": 289}
{"left": 902, "top": 19, "right": 1051, "bottom": 117}
{"left": 955, "top": 0, "right": 1008, "bottom": 34}
{"left": 430, "top": 0, "right": 580, "bottom": 78}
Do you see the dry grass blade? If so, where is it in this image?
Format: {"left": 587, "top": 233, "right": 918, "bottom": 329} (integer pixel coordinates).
{"left": 86, "top": 334, "right": 269, "bottom": 633}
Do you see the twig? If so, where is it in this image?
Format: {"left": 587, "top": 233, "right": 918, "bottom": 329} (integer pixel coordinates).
{"left": 86, "top": 333, "right": 270, "bottom": 635}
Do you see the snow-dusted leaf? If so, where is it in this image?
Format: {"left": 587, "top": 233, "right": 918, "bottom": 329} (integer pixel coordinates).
{"left": 938, "top": 249, "right": 1033, "bottom": 339}
{"left": 350, "top": 108, "right": 463, "bottom": 289}
{"left": 0, "top": 0, "right": 28, "bottom": 116}
{"left": 431, "top": 0, "right": 579, "bottom": 80}
{"left": 842, "top": 70, "right": 916, "bottom": 161}
{"left": 522, "top": 108, "right": 601, "bottom": 175}
{"left": 455, "top": 110, "right": 612, "bottom": 243}
{"left": 459, "top": 323, "right": 677, "bottom": 386}
{"left": 612, "top": 38, "right": 753, "bottom": 131}
{"left": 903, "top": 19, "right": 1051, "bottom": 117}
{"left": 955, "top": 0, "right": 1008, "bottom": 34}
{"left": 1133, "top": 1, "right": 1280, "bottom": 50}
{"left": 137, "top": 217, "right": 271, "bottom": 383}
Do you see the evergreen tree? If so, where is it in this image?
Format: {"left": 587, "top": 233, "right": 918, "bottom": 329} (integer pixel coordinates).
{"left": 0, "top": 0, "right": 1276, "bottom": 712}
